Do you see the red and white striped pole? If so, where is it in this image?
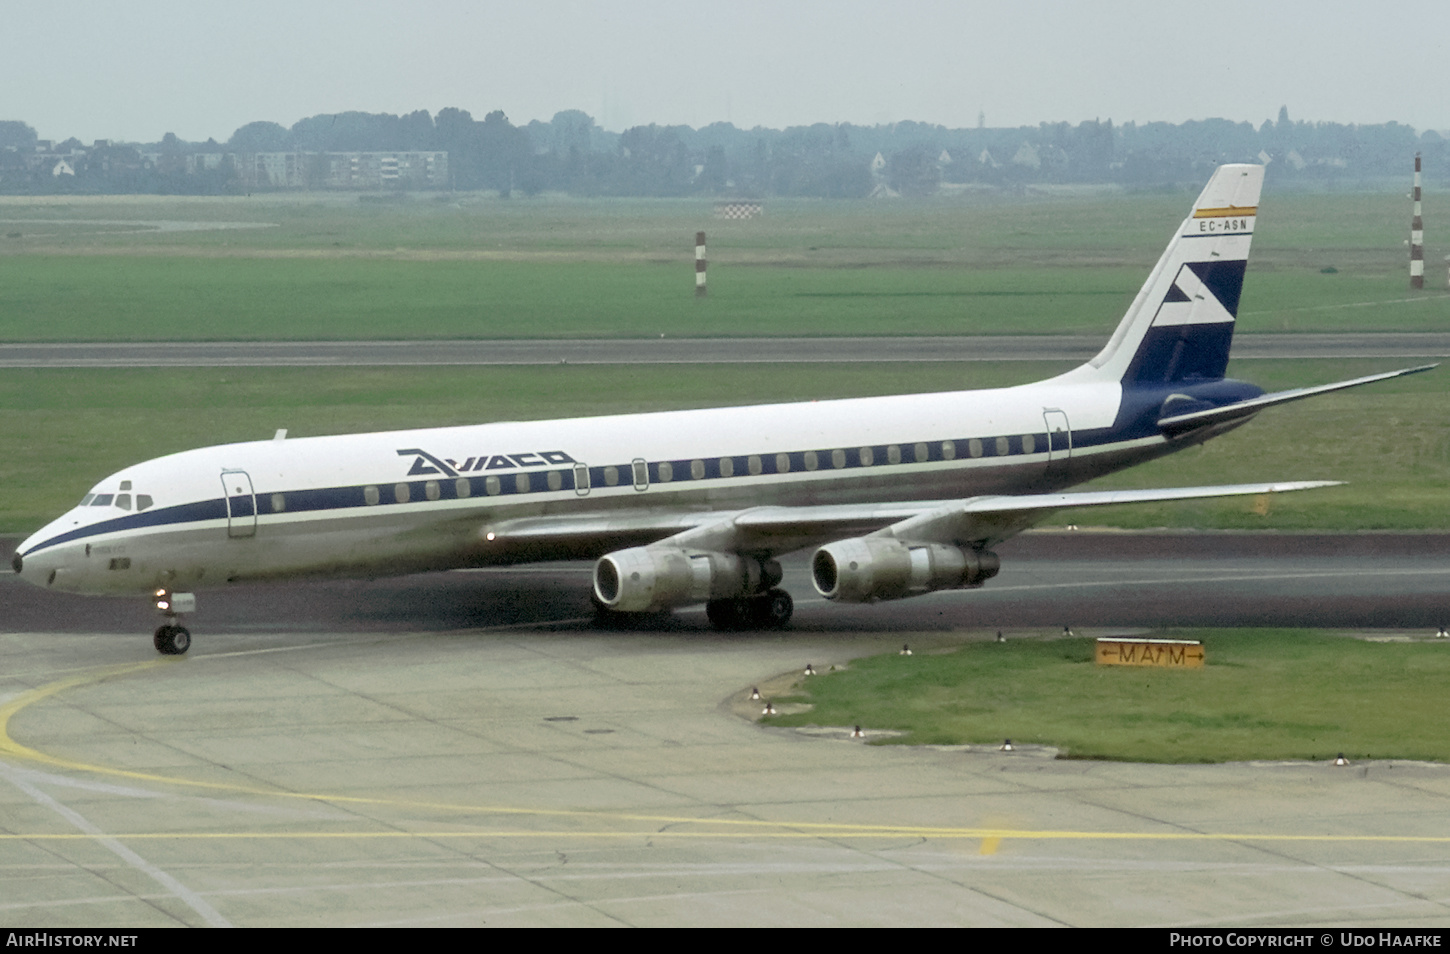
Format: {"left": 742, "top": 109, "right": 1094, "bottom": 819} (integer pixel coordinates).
{"left": 1411, "top": 153, "right": 1424, "bottom": 290}
{"left": 695, "top": 231, "right": 707, "bottom": 297}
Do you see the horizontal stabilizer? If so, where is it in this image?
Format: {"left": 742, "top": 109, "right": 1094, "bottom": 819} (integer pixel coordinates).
{"left": 1158, "top": 364, "right": 1436, "bottom": 436}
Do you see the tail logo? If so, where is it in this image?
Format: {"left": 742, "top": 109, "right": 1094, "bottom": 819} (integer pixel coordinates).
{"left": 1153, "top": 260, "right": 1247, "bottom": 326}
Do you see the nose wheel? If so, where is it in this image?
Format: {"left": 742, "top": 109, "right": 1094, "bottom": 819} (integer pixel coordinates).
{"left": 152, "top": 589, "right": 196, "bottom": 655}
{"left": 154, "top": 624, "right": 191, "bottom": 655}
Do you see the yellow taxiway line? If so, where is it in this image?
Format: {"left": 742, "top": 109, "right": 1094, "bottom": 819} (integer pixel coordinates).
{"left": 5, "top": 657, "right": 1450, "bottom": 848}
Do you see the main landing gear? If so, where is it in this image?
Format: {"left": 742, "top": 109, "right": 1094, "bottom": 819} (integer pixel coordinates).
{"left": 706, "top": 588, "right": 794, "bottom": 631}
{"left": 152, "top": 589, "right": 195, "bottom": 655}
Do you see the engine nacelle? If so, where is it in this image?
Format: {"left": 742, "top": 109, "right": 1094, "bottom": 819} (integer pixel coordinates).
{"left": 811, "top": 537, "right": 1000, "bottom": 603}
{"left": 594, "top": 546, "right": 781, "bottom": 612}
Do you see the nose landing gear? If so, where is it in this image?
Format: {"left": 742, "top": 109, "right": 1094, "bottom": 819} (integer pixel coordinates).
{"left": 154, "top": 624, "right": 191, "bottom": 655}
{"left": 152, "top": 590, "right": 195, "bottom": 655}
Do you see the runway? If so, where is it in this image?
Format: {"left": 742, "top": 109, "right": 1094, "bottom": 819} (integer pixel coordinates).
{"left": 4, "top": 332, "right": 1450, "bottom": 367}
{"left": 5, "top": 533, "right": 1450, "bottom": 926}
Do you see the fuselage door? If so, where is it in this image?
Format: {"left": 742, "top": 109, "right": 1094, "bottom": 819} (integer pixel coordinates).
{"left": 220, "top": 469, "right": 257, "bottom": 539}
{"left": 1043, "top": 409, "right": 1072, "bottom": 480}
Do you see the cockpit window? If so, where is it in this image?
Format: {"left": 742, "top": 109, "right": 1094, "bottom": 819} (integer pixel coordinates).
{"left": 115, "top": 494, "right": 132, "bottom": 511}
{"left": 91, "top": 494, "right": 114, "bottom": 506}
{"left": 79, "top": 493, "right": 95, "bottom": 507}
{"left": 137, "top": 495, "right": 153, "bottom": 511}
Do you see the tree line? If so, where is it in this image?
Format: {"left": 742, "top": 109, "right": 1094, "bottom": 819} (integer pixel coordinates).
{"left": 1, "top": 105, "right": 1443, "bottom": 197}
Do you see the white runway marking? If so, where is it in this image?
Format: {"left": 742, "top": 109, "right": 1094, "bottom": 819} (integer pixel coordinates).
{"left": 0, "top": 759, "right": 233, "bottom": 927}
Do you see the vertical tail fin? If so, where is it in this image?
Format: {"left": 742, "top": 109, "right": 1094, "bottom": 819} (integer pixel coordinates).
{"left": 1078, "top": 164, "right": 1263, "bottom": 386}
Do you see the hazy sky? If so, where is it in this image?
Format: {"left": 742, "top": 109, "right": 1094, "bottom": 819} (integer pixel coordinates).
{"left": 5, "top": 0, "right": 1447, "bottom": 143}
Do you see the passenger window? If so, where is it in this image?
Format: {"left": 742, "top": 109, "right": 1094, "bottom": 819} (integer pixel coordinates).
{"left": 942, "top": 440, "right": 956, "bottom": 461}
{"left": 456, "top": 478, "right": 472, "bottom": 498}
{"left": 803, "top": 451, "right": 819, "bottom": 471}
{"left": 546, "top": 471, "right": 563, "bottom": 491}
{"left": 776, "top": 453, "right": 790, "bottom": 473}
{"left": 271, "top": 493, "right": 286, "bottom": 513}
{"left": 115, "top": 494, "right": 132, "bottom": 511}
{"left": 859, "top": 447, "right": 874, "bottom": 466}
{"left": 136, "top": 495, "right": 153, "bottom": 511}
{"left": 968, "top": 439, "right": 983, "bottom": 458}
{"left": 995, "top": 437, "right": 1010, "bottom": 456}
{"left": 394, "top": 483, "right": 410, "bottom": 503}
{"left": 831, "top": 449, "right": 846, "bottom": 469}
{"left": 425, "top": 480, "right": 441, "bottom": 501}
{"left": 515, "top": 473, "right": 531, "bottom": 494}
{"left": 658, "top": 461, "right": 674, "bottom": 482}
{"left": 719, "top": 457, "right": 734, "bottom": 478}
{"left": 914, "top": 442, "right": 929, "bottom": 462}
{"left": 1022, "top": 434, "right": 1036, "bottom": 454}
{"left": 690, "top": 459, "right": 706, "bottom": 480}
{"left": 887, "top": 445, "right": 901, "bottom": 464}
{"left": 364, "top": 485, "right": 381, "bottom": 505}
{"left": 485, "top": 475, "right": 501, "bottom": 496}
{"left": 748, "top": 455, "right": 762, "bottom": 475}
{"left": 603, "top": 466, "right": 619, "bottom": 487}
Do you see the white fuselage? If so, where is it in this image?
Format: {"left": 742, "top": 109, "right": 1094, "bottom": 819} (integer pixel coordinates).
{"left": 16, "top": 371, "right": 1154, "bottom": 596}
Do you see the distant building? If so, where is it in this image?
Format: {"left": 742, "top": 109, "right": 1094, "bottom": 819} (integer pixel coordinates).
{"left": 237, "top": 151, "right": 450, "bottom": 190}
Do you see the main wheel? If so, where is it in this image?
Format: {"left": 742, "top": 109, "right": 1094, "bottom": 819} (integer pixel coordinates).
{"left": 154, "top": 624, "right": 191, "bottom": 655}
{"left": 706, "top": 597, "right": 752, "bottom": 631}
{"left": 751, "top": 588, "right": 794, "bottom": 629}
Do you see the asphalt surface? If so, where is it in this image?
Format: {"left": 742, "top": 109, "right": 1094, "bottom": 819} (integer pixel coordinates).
{"left": 6, "top": 532, "right": 1450, "bottom": 637}
{"left": 6, "top": 533, "right": 1450, "bottom": 927}
{"left": 4, "top": 332, "right": 1450, "bottom": 367}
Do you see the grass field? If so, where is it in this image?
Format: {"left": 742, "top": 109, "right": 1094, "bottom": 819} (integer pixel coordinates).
{"left": 762, "top": 629, "right": 1450, "bottom": 762}
{"left": 0, "top": 358, "right": 1443, "bottom": 534}
{"left": 1, "top": 189, "right": 1447, "bottom": 534}
{"left": 1, "top": 189, "right": 1446, "bottom": 341}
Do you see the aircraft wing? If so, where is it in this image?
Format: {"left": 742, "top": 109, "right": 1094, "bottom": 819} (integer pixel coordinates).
{"left": 481, "top": 481, "right": 1338, "bottom": 559}
{"left": 478, "top": 500, "right": 955, "bottom": 561}
{"left": 884, "top": 480, "right": 1339, "bottom": 548}
{"left": 1158, "top": 364, "right": 1435, "bottom": 436}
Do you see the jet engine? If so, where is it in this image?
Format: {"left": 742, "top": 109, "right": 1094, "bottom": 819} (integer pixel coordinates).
{"left": 811, "top": 537, "right": 999, "bottom": 603}
{"left": 594, "top": 546, "right": 781, "bottom": 613}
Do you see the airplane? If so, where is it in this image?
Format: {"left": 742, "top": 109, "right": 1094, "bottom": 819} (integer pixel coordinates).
{"left": 11, "top": 164, "right": 1432, "bottom": 655}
